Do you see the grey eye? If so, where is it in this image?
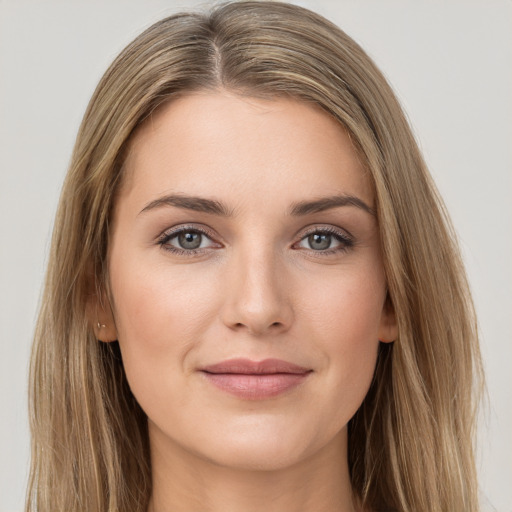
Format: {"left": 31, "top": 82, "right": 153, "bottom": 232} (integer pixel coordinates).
{"left": 296, "top": 229, "right": 351, "bottom": 253}
{"left": 160, "top": 227, "right": 220, "bottom": 254}
{"left": 307, "top": 233, "right": 334, "bottom": 250}
{"left": 177, "top": 231, "right": 203, "bottom": 250}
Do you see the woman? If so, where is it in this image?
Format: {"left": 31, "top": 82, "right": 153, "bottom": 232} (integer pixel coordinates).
{"left": 26, "top": 1, "right": 483, "bottom": 511}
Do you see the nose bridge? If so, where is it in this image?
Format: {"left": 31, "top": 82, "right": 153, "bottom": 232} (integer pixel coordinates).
{"left": 221, "top": 235, "right": 292, "bottom": 335}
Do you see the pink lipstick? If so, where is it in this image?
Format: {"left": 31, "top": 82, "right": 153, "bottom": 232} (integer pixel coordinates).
{"left": 200, "top": 358, "right": 312, "bottom": 400}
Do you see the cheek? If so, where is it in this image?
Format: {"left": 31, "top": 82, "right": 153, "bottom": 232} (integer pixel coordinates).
{"left": 304, "top": 261, "right": 386, "bottom": 344}
{"left": 302, "top": 266, "right": 385, "bottom": 408}
{"left": 111, "top": 255, "right": 217, "bottom": 343}
{"left": 108, "top": 258, "right": 225, "bottom": 425}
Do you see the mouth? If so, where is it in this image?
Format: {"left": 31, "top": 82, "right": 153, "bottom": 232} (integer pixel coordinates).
{"left": 199, "top": 358, "right": 313, "bottom": 400}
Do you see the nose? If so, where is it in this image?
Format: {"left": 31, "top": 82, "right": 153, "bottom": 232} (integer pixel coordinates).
{"left": 220, "top": 244, "right": 294, "bottom": 337}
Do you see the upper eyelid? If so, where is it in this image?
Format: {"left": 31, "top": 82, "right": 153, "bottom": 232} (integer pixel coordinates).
{"left": 293, "top": 227, "right": 353, "bottom": 249}
{"left": 294, "top": 224, "right": 353, "bottom": 242}
{"left": 157, "top": 226, "right": 221, "bottom": 255}
{"left": 157, "top": 223, "right": 353, "bottom": 248}
{"left": 158, "top": 224, "right": 218, "bottom": 242}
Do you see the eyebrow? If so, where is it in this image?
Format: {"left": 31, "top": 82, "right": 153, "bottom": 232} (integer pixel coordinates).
{"left": 139, "top": 193, "right": 375, "bottom": 217}
{"left": 140, "top": 194, "right": 234, "bottom": 216}
{"left": 289, "top": 195, "right": 375, "bottom": 217}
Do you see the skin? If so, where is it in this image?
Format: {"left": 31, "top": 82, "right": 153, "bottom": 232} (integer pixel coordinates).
{"left": 94, "top": 91, "right": 397, "bottom": 512}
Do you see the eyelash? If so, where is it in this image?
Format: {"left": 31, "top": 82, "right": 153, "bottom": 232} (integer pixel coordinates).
{"left": 156, "top": 225, "right": 354, "bottom": 257}
{"left": 296, "top": 226, "right": 354, "bottom": 256}
{"left": 157, "top": 225, "right": 220, "bottom": 257}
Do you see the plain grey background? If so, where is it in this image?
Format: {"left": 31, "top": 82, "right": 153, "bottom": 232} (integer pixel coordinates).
{"left": 1, "top": 1, "right": 511, "bottom": 511}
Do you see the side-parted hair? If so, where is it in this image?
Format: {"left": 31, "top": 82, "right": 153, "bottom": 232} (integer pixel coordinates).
{"left": 27, "top": 2, "right": 482, "bottom": 511}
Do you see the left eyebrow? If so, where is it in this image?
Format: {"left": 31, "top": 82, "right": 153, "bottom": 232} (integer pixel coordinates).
{"left": 289, "top": 195, "right": 375, "bottom": 217}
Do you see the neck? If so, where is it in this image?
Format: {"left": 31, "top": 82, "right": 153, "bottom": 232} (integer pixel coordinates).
{"left": 147, "top": 424, "right": 359, "bottom": 512}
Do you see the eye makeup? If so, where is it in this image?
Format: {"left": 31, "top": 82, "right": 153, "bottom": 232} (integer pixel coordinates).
{"left": 156, "top": 223, "right": 355, "bottom": 258}
{"left": 292, "top": 225, "right": 354, "bottom": 256}
{"left": 156, "top": 224, "right": 221, "bottom": 257}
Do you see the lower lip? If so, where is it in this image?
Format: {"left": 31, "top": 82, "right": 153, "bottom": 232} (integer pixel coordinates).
{"left": 201, "top": 372, "right": 310, "bottom": 400}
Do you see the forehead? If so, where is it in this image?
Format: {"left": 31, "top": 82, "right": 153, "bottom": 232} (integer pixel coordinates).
{"left": 119, "top": 90, "right": 373, "bottom": 213}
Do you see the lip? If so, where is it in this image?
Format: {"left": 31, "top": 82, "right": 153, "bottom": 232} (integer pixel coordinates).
{"left": 200, "top": 358, "right": 312, "bottom": 400}
{"left": 201, "top": 358, "right": 311, "bottom": 375}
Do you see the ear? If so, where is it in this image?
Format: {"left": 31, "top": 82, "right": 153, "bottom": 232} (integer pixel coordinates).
{"left": 378, "top": 294, "right": 398, "bottom": 343}
{"left": 86, "top": 287, "right": 118, "bottom": 343}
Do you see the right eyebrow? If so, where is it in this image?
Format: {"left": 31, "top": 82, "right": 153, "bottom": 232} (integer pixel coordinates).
{"left": 139, "top": 194, "right": 234, "bottom": 217}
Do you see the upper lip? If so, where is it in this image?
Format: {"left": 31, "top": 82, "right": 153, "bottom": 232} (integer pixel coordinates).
{"left": 201, "top": 358, "right": 312, "bottom": 375}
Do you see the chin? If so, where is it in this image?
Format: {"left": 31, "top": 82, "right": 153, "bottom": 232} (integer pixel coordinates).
{"left": 201, "top": 440, "right": 308, "bottom": 472}
{"left": 186, "top": 419, "right": 345, "bottom": 473}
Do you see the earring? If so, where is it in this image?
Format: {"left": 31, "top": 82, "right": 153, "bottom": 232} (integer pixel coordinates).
{"left": 97, "top": 322, "right": 106, "bottom": 329}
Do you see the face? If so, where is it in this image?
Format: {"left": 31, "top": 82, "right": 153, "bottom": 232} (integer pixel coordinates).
{"left": 101, "top": 91, "right": 396, "bottom": 472}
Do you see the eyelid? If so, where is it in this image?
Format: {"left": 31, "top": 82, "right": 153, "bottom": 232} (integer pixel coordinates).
{"left": 157, "top": 224, "right": 223, "bottom": 253}
{"left": 157, "top": 223, "right": 216, "bottom": 240}
{"left": 297, "top": 224, "right": 354, "bottom": 240}
{"left": 292, "top": 225, "right": 355, "bottom": 254}
{"left": 155, "top": 223, "right": 354, "bottom": 256}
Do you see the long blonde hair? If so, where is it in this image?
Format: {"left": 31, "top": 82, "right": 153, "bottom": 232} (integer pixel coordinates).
{"left": 27, "top": 2, "right": 483, "bottom": 511}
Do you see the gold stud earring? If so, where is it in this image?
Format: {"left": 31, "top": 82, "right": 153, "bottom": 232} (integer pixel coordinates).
{"left": 97, "top": 322, "right": 106, "bottom": 329}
